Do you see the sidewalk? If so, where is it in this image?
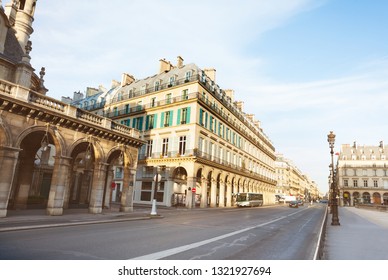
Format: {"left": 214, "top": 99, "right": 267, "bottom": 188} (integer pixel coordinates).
{"left": 0, "top": 204, "right": 162, "bottom": 232}
{"left": 323, "top": 206, "right": 388, "bottom": 260}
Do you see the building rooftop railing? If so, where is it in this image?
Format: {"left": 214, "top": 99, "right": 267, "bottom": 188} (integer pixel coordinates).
{"left": 0, "top": 79, "right": 141, "bottom": 141}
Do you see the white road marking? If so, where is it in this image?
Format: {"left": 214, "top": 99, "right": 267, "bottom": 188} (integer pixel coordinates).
{"left": 131, "top": 210, "right": 304, "bottom": 260}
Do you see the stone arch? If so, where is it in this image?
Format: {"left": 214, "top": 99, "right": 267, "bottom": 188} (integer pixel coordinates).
{"left": 362, "top": 192, "right": 371, "bottom": 204}
{"left": 10, "top": 124, "right": 65, "bottom": 209}
{"left": 68, "top": 136, "right": 105, "bottom": 163}
{"left": 372, "top": 192, "right": 381, "bottom": 205}
{"left": 15, "top": 124, "right": 65, "bottom": 156}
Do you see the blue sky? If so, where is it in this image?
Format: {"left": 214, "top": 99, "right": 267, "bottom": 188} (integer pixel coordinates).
{"left": 28, "top": 0, "right": 388, "bottom": 193}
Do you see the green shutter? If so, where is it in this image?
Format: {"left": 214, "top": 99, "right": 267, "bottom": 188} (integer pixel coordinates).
{"left": 186, "top": 107, "right": 191, "bottom": 123}
{"left": 161, "top": 112, "right": 165, "bottom": 127}
{"left": 139, "top": 117, "right": 144, "bottom": 131}
{"left": 177, "top": 109, "right": 181, "bottom": 125}
{"left": 153, "top": 114, "right": 158, "bottom": 129}
{"left": 145, "top": 116, "right": 150, "bottom": 130}
{"left": 199, "top": 108, "right": 203, "bottom": 125}
{"left": 169, "top": 110, "right": 173, "bottom": 126}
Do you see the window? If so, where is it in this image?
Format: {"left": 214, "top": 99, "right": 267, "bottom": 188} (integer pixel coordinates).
{"left": 146, "top": 140, "right": 153, "bottom": 158}
{"left": 113, "top": 107, "right": 118, "bottom": 116}
{"left": 162, "top": 138, "right": 169, "bottom": 156}
{"left": 164, "top": 111, "right": 170, "bottom": 127}
{"left": 140, "top": 85, "right": 146, "bottom": 94}
{"left": 185, "top": 71, "right": 192, "bottom": 81}
{"left": 364, "top": 180, "right": 368, "bottom": 187}
{"left": 169, "top": 76, "right": 175, "bottom": 86}
{"left": 151, "top": 97, "right": 156, "bottom": 107}
{"left": 182, "top": 89, "right": 188, "bottom": 100}
{"left": 179, "top": 136, "right": 187, "bottom": 155}
{"left": 353, "top": 180, "right": 358, "bottom": 187}
{"left": 344, "top": 179, "right": 348, "bottom": 187}
{"left": 155, "top": 81, "right": 160, "bottom": 91}
{"left": 166, "top": 93, "right": 172, "bottom": 104}
{"left": 209, "top": 116, "right": 214, "bottom": 132}
{"left": 181, "top": 108, "right": 187, "bottom": 124}
{"left": 140, "top": 182, "right": 152, "bottom": 201}
{"left": 115, "top": 167, "right": 123, "bottom": 179}
{"left": 374, "top": 180, "right": 378, "bottom": 188}
{"left": 199, "top": 109, "right": 205, "bottom": 126}
{"left": 198, "top": 137, "right": 205, "bottom": 155}
{"left": 137, "top": 101, "right": 142, "bottom": 110}
{"left": 125, "top": 104, "right": 130, "bottom": 114}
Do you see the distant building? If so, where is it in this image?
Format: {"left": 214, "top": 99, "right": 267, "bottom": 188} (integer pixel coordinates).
{"left": 76, "top": 57, "right": 278, "bottom": 207}
{"left": 275, "top": 153, "right": 319, "bottom": 202}
{"left": 337, "top": 141, "right": 388, "bottom": 206}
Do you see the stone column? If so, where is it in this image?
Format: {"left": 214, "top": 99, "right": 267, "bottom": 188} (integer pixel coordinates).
{"left": 89, "top": 161, "right": 108, "bottom": 214}
{"left": 200, "top": 178, "right": 208, "bottom": 208}
{"left": 219, "top": 179, "right": 225, "bottom": 207}
{"left": 120, "top": 168, "right": 136, "bottom": 212}
{"left": 226, "top": 181, "right": 232, "bottom": 207}
{"left": 14, "top": 157, "right": 34, "bottom": 209}
{"left": 185, "top": 177, "right": 196, "bottom": 208}
{"left": 210, "top": 177, "right": 217, "bottom": 207}
{"left": 103, "top": 167, "right": 114, "bottom": 209}
{"left": 0, "top": 146, "right": 20, "bottom": 217}
{"left": 46, "top": 156, "right": 72, "bottom": 216}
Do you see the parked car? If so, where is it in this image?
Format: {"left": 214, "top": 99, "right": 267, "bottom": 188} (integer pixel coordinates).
{"left": 297, "top": 200, "right": 304, "bottom": 206}
{"left": 289, "top": 200, "right": 299, "bottom": 208}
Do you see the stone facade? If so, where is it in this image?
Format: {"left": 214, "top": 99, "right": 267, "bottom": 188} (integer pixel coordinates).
{"left": 0, "top": 1, "right": 144, "bottom": 217}
{"left": 275, "top": 153, "right": 320, "bottom": 202}
{"left": 336, "top": 141, "right": 388, "bottom": 206}
{"left": 75, "top": 57, "right": 278, "bottom": 208}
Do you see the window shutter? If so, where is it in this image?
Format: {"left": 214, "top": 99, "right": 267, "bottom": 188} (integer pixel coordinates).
{"left": 153, "top": 114, "right": 158, "bottom": 129}
{"left": 139, "top": 117, "right": 144, "bottom": 131}
{"left": 161, "top": 112, "right": 165, "bottom": 127}
{"left": 177, "top": 109, "right": 181, "bottom": 125}
{"left": 186, "top": 107, "right": 191, "bottom": 123}
{"left": 145, "top": 116, "right": 150, "bottom": 130}
{"left": 169, "top": 110, "right": 173, "bottom": 126}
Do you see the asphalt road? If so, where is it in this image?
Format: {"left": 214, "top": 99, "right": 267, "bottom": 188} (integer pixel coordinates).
{"left": 0, "top": 203, "right": 326, "bottom": 260}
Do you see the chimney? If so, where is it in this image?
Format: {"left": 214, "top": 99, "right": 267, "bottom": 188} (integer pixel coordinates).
{"left": 224, "top": 89, "right": 235, "bottom": 102}
{"left": 159, "top": 58, "right": 173, "bottom": 74}
{"left": 204, "top": 68, "right": 216, "bottom": 83}
{"left": 380, "top": 141, "right": 384, "bottom": 148}
{"left": 254, "top": 120, "right": 261, "bottom": 129}
{"left": 353, "top": 141, "right": 357, "bottom": 148}
{"left": 235, "top": 101, "right": 244, "bottom": 112}
{"left": 111, "top": 79, "right": 120, "bottom": 88}
{"left": 177, "top": 56, "right": 184, "bottom": 68}
{"left": 121, "top": 73, "right": 135, "bottom": 86}
{"left": 246, "top": 114, "right": 254, "bottom": 122}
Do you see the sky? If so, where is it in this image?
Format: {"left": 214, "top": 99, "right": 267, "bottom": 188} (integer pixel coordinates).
{"left": 27, "top": 0, "right": 388, "bottom": 194}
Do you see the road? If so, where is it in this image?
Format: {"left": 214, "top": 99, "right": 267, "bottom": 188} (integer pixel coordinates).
{"left": 0, "top": 203, "right": 326, "bottom": 260}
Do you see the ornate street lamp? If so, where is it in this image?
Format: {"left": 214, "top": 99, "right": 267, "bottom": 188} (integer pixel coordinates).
{"left": 327, "top": 131, "right": 340, "bottom": 226}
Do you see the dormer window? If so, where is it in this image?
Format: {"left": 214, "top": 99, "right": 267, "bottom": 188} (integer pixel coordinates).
{"left": 185, "top": 71, "right": 192, "bottom": 82}
{"left": 169, "top": 76, "right": 175, "bottom": 87}
{"left": 154, "top": 81, "right": 160, "bottom": 91}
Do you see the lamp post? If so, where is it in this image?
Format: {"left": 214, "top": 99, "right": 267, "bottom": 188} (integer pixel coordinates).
{"left": 327, "top": 131, "right": 340, "bottom": 226}
{"left": 151, "top": 166, "right": 161, "bottom": 216}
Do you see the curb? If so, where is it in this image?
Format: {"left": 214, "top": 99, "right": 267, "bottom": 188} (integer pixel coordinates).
{"left": 0, "top": 215, "right": 164, "bottom": 232}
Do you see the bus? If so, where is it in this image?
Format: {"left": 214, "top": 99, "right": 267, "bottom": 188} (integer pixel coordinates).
{"left": 236, "top": 193, "right": 264, "bottom": 207}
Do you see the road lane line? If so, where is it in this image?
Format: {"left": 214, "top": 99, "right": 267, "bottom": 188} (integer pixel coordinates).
{"left": 131, "top": 210, "right": 305, "bottom": 260}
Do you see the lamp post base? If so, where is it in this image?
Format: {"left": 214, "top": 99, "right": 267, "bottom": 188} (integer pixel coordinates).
{"left": 150, "top": 199, "right": 157, "bottom": 216}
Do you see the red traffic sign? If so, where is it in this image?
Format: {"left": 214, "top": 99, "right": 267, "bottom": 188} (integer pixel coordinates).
{"left": 111, "top": 182, "right": 116, "bottom": 189}
{"left": 191, "top": 187, "right": 196, "bottom": 193}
